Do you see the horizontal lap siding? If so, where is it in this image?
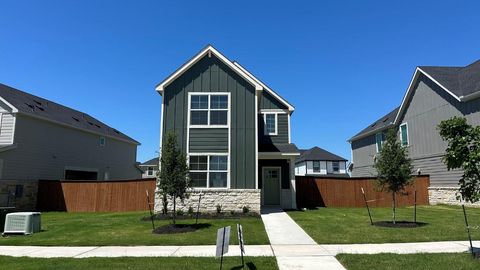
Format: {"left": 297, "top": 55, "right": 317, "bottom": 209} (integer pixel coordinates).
{"left": 0, "top": 113, "right": 14, "bottom": 144}
{"left": 189, "top": 128, "right": 228, "bottom": 152}
{"left": 258, "top": 113, "right": 288, "bottom": 144}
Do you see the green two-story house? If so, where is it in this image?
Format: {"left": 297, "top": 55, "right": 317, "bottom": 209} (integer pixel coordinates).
{"left": 154, "top": 45, "right": 299, "bottom": 213}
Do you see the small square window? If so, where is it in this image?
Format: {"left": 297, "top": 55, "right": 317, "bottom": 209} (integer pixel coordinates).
{"left": 191, "top": 95, "right": 208, "bottom": 109}
{"left": 191, "top": 111, "right": 208, "bottom": 125}
{"left": 313, "top": 161, "right": 320, "bottom": 172}
{"left": 190, "top": 156, "right": 208, "bottom": 170}
{"left": 211, "top": 95, "right": 228, "bottom": 109}
{"left": 100, "top": 137, "right": 106, "bottom": 147}
{"left": 333, "top": 161, "right": 340, "bottom": 173}
{"left": 210, "top": 110, "right": 227, "bottom": 125}
{"left": 264, "top": 114, "right": 277, "bottom": 135}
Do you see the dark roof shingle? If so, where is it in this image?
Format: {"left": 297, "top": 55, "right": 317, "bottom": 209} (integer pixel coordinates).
{"left": 296, "top": 146, "right": 347, "bottom": 163}
{"left": 0, "top": 83, "right": 139, "bottom": 144}
{"left": 258, "top": 143, "right": 299, "bottom": 154}
{"left": 349, "top": 107, "right": 399, "bottom": 141}
{"left": 141, "top": 157, "right": 159, "bottom": 166}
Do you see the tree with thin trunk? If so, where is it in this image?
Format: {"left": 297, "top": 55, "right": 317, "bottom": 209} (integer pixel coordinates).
{"left": 438, "top": 117, "right": 480, "bottom": 203}
{"left": 374, "top": 128, "right": 413, "bottom": 224}
{"left": 158, "top": 132, "right": 190, "bottom": 225}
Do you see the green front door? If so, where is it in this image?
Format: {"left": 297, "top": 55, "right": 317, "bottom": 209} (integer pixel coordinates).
{"left": 263, "top": 167, "right": 280, "bottom": 205}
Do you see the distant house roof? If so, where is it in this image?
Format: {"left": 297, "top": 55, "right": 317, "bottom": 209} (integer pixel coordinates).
{"left": 258, "top": 143, "right": 300, "bottom": 155}
{"left": 141, "top": 157, "right": 159, "bottom": 166}
{"left": 0, "top": 83, "right": 139, "bottom": 144}
{"left": 296, "top": 146, "right": 347, "bottom": 164}
{"left": 349, "top": 107, "right": 399, "bottom": 142}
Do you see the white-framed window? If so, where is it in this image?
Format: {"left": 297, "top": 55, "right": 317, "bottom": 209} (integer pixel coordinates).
{"left": 400, "top": 123, "right": 409, "bottom": 146}
{"left": 263, "top": 113, "right": 277, "bottom": 135}
{"left": 189, "top": 154, "right": 228, "bottom": 188}
{"left": 332, "top": 161, "right": 340, "bottom": 173}
{"left": 100, "top": 137, "right": 106, "bottom": 147}
{"left": 313, "top": 161, "right": 320, "bottom": 172}
{"left": 375, "top": 132, "right": 383, "bottom": 153}
{"left": 147, "top": 166, "right": 154, "bottom": 176}
{"left": 189, "top": 93, "right": 229, "bottom": 127}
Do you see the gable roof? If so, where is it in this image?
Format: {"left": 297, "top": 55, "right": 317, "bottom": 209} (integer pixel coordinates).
{"left": 296, "top": 146, "right": 347, "bottom": 163}
{"left": 155, "top": 45, "right": 294, "bottom": 112}
{"left": 140, "top": 157, "right": 159, "bottom": 166}
{"left": 0, "top": 83, "right": 139, "bottom": 145}
{"left": 349, "top": 106, "right": 399, "bottom": 142}
{"left": 351, "top": 59, "right": 480, "bottom": 142}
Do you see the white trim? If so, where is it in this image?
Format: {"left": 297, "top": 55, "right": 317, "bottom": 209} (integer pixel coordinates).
{"left": 261, "top": 166, "right": 282, "bottom": 206}
{"left": 258, "top": 152, "right": 301, "bottom": 157}
{"left": 393, "top": 68, "right": 461, "bottom": 125}
{"left": 10, "top": 113, "right": 16, "bottom": 145}
{"left": 188, "top": 153, "right": 230, "bottom": 189}
{"left": 155, "top": 46, "right": 262, "bottom": 93}
{"left": 0, "top": 96, "right": 18, "bottom": 113}
{"left": 399, "top": 122, "right": 409, "bottom": 146}
{"left": 255, "top": 90, "right": 259, "bottom": 189}
{"left": 375, "top": 132, "right": 382, "bottom": 153}
{"left": 259, "top": 109, "right": 288, "bottom": 114}
{"left": 159, "top": 94, "right": 165, "bottom": 161}
{"left": 233, "top": 61, "right": 295, "bottom": 111}
{"left": 187, "top": 92, "right": 230, "bottom": 128}
{"left": 262, "top": 112, "right": 278, "bottom": 136}
{"left": 287, "top": 113, "right": 291, "bottom": 144}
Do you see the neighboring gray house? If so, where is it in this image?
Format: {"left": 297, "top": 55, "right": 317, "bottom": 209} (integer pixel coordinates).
{"left": 139, "top": 157, "right": 158, "bottom": 178}
{"left": 295, "top": 147, "right": 348, "bottom": 177}
{"left": 155, "top": 45, "right": 299, "bottom": 213}
{"left": 0, "top": 83, "right": 141, "bottom": 209}
{"left": 349, "top": 59, "right": 480, "bottom": 204}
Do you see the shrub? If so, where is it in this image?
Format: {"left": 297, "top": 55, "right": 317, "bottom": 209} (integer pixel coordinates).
{"left": 230, "top": 210, "right": 235, "bottom": 216}
{"left": 242, "top": 206, "right": 250, "bottom": 214}
{"left": 216, "top": 204, "right": 222, "bottom": 214}
{"left": 188, "top": 206, "right": 194, "bottom": 216}
{"left": 176, "top": 209, "right": 184, "bottom": 216}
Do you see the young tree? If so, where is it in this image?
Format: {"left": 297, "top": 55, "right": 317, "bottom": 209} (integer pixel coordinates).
{"left": 374, "top": 128, "right": 414, "bottom": 224}
{"left": 158, "top": 132, "right": 191, "bottom": 225}
{"left": 438, "top": 117, "right": 480, "bottom": 203}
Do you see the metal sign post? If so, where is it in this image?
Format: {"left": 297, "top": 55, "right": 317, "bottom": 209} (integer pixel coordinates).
{"left": 413, "top": 190, "right": 417, "bottom": 224}
{"left": 145, "top": 190, "right": 155, "bottom": 231}
{"left": 237, "top": 224, "right": 245, "bottom": 267}
{"left": 196, "top": 194, "right": 202, "bottom": 224}
{"left": 361, "top": 187, "right": 373, "bottom": 225}
{"left": 216, "top": 226, "right": 231, "bottom": 270}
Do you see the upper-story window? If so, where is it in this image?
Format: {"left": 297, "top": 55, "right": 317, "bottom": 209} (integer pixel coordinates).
{"left": 263, "top": 113, "right": 277, "bottom": 135}
{"left": 313, "top": 161, "right": 320, "bottom": 172}
{"left": 99, "top": 137, "right": 106, "bottom": 147}
{"left": 190, "top": 93, "right": 229, "bottom": 127}
{"left": 332, "top": 161, "right": 340, "bottom": 173}
{"left": 147, "top": 166, "right": 154, "bottom": 176}
{"left": 400, "top": 123, "right": 409, "bottom": 146}
{"left": 375, "top": 132, "right": 383, "bottom": 153}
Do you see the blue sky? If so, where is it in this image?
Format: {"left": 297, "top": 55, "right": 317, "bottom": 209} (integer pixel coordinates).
{"left": 0, "top": 1, "right": 479, "bottom": 162}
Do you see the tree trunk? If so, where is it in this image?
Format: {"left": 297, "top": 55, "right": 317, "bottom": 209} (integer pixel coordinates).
{"left": 173, "top": 194, "right": 176, "bottom": 226}
{"left": 162, "top": 193, "right": 168, "bottom": 216}
{"left": 392, "top": 192, "right": 396, "bottom": 224}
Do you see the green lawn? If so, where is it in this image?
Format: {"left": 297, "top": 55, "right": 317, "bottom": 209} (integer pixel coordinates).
{"left": 0, "top": 211, "right": 269, "bottom": 246}
{"left": 337, "top": 253, "right": 480, "bottom": 270}
{"left": 288, "top": 205, "right": 480, "bottom": 244}
{"left": 0, "top": 256, "right": 278, "bottom": 270}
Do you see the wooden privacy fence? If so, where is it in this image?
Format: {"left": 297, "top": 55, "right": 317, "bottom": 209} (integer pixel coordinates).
{"left": 37, "top": 178, "right": 156, "bottom": 212}
{"left": 296, "top": 175, "right": 430, "bottom": 208}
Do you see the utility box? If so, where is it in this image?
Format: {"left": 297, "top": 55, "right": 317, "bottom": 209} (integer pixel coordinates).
{"left": 3, "top": 212, "right": 41, "bottom": 235}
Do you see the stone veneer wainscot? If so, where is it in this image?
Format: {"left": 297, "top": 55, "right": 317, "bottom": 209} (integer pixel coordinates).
{"left": 429, "top": 187, "right": 480, "bottom": 207}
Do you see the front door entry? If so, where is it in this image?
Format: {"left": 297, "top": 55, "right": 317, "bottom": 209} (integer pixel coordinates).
{"left": 263, "top": 167, "right": 280, "bottom": 205}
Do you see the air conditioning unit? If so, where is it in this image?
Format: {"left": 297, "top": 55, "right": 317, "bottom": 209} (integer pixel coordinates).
{"left": 3, "top": 212, "right": 41, "bottom": 235}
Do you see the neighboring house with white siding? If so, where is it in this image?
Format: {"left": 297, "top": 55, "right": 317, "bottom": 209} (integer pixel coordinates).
{"left": 349, "top": 59, "right": 480, "bottom": 205}
{"left": 0, "top": 83, "right": 141, "bottom": 209}
{"left": 139, "top": 157, "right": 158, "bottom": 178}
{"left": 295, "top": 147, "right": 348, "bottom": 177}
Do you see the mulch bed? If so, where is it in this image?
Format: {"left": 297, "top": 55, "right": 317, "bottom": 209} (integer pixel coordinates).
{"left": 142, "top": 212, "right": 259, "bottom": 221}
{"left": 152, "top": 223, "right": 211, "bottom": 234}
{"left": 373, "top": 221, "right": 427, "bottom": 228}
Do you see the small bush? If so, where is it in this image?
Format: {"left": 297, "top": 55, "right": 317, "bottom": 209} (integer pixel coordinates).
{"left": 216, "top": 204, "right": 222, "bottom": 214}
{"left": 230, "top": 210, "right": 235, "bottom": 216}
{"left": 176, "top": 209, "right": 184, "bottom": 216}
{"left": 242, "top": 206, "right": 250, "bottom": 214}
{"left": 188, "top": 206, "right": 194, "bottom": 215}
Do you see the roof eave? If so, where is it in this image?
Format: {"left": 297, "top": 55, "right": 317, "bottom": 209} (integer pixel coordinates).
{"left": 348, "top": 123, "right": 394, "bottom": 142}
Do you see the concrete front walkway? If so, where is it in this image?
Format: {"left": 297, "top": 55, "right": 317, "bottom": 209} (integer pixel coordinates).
{"left": 261, "top": 207, "right": 346, "bottom": 270}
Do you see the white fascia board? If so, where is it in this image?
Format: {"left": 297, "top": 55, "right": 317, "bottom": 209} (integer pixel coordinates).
{"left": 393, "top": 68, "right": 462, "bottom": 125}
{"left": 0, "top": 96, "right": 19, "bottom": 113}
{"left": 155, "top": 45, "right": 263, "bottom": 94}
{"left": 232, "top": 61, "right": 295, "bottom": 112}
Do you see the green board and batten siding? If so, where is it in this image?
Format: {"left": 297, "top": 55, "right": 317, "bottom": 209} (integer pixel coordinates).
{"left": 162, "top": 55, "right": 256, "bottom": 189}
{"left": 258, "top": 114, "right": 289, "bottom": 144}
{"left": 260, "top": 91, "right": 288, "bottom": 110}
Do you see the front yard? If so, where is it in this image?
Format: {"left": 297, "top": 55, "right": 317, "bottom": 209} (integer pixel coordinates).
{"left": 0, "top": 256, "right": 278, "bottom": 270}
{"left": 337, "top": 253, "right": 480, "bottom": 270}
{"left": 288, "top": 205, "right": 480, "bottom": 244}
{"left": 0, "top": 211, "right": 270, "bottom": 246}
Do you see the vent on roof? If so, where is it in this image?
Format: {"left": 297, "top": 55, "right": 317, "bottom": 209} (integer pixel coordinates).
{"left": 24, "top": 103, "right": 35, "bottom": 110}
{"left": 72, "top": 117, "right": 80, "bottom": 122}
{"left": 113, "top": 129, "right": 120, "bottom": 134}
{"left": 33, "top": 100, "right": 42, "bottom": 106}
{"left": 35, "top": 105, "right": 45, "bottom": 111}
{"left": 382, "top": 117, "right": 389, "bottom": 123}
{"left": 87, "top": 121, "right": 94, "bottom": 126}
{"left": 95, "top": 124, "right": 101, "bottom": 128}
{"left": 370, "top": 123, "right": 376, "bottom": 128}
